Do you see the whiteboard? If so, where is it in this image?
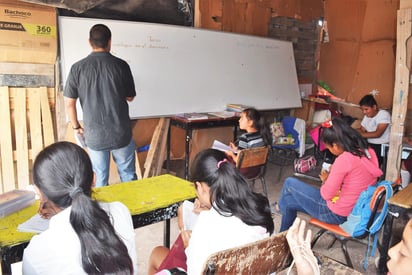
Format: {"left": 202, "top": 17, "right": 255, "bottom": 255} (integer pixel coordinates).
{"left": 58, "top": 16, "right": 301, "bottom": 119}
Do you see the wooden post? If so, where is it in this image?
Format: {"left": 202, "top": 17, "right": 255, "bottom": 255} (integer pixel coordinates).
{"left": 386, "top": 9, "right": 412, "bottom": 182}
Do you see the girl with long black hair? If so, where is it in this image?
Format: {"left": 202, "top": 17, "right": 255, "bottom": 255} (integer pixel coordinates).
{"left": 23, "top": 141, "right": 137, "bottom": 274}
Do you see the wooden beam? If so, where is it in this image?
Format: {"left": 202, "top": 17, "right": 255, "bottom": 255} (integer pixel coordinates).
{"left": 0, "top": 62, "right": 54, "bottom": 75}
{"left": 385, "top": 9, "right": 412, "bottom": 182}
{"left": 143, "top": 118, "right": 170, "bottom": 178}
{"left": 0, "top": 62, "right": 55, "bottom": 87}
{"left": 0, "top": 87, "right": 15, "bottom": 192}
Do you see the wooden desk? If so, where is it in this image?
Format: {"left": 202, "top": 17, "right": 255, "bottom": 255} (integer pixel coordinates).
{"left": 0, "top": 174, "right": 196, "bottom": 274}
{"left": 377, "top": 183, "right": 412, "bottom": 274}
{"left": 167, "top": 115, "right": 239, "bottom": 179}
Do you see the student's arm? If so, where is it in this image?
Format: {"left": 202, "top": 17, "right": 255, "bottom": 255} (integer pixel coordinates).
{"left": 126, "top": 96, "right": 135, "bottom": 102}
{"left": 320, "top": 155, "right": 348, "bottom": 200}
{"left": 359, "top": 123, "right": 389, "bottom": 139}
{"left": 225, "top": 150, "right": 239, "bottom": 164}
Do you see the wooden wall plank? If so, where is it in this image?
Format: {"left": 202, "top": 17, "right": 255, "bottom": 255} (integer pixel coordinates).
{"left": 14, "top": 89, "right": 30, "bottom": 189}
{"left": 39, "top": 87, "right": 55, "bottom": 147}
{"left": 10, "top": 87, "right": 55, "bottom": 110}
{"left": 0, "top": 87, "right": 15, "bottom": 192}
{"left": 0, "top": 63, "right": 54, "bottom": 75}
{"left": 28, "top": 88, "right": 43, "bottom": 164}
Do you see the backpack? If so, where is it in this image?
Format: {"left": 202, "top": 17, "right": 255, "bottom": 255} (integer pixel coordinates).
{"left": 339, "top": 180, "right": 393, "bottom": 269}
{"left": 293, "top": 155, "right": 317, "bottom": 174}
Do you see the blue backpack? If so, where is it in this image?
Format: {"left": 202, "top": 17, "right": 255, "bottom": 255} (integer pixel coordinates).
{"left": 339, "top": 180, "right": 393, "bottom": 269}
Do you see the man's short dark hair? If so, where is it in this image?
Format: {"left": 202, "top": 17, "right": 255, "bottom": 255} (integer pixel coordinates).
{"left": 89, "top": 24, "right": 111, "bottom": 49}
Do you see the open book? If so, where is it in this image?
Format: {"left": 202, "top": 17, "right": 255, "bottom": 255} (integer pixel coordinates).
{"left": 182, "top": 200, "right": 199, "bottom": 231}
{"left": 212, "top": 140, "right": 237, "bottom": 153}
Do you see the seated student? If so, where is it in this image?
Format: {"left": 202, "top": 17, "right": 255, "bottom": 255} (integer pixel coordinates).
{"left": 149, "top": 149, "right": 274, "bottom": 275}
{"left": 286, "top": 209, "right": 412, "bottom": 275}
{"left": 277, "top": 117, "right": 383, "bottom": 232}
{"left": 148, "top": 199, "right": 208, "bottom": 274}
{"left": 225, "top": 107, "right": 272, "bottom": 177}
{"left": 22, "top": 142, "right": 137, "bottom": 275}
{"left": 358, "top": 94, "right": 391, "bottom": 168}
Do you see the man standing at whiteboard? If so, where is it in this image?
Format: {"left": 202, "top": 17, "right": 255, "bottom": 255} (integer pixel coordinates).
{"left": 64, "top": 24, "right": 137, "bottom": 187}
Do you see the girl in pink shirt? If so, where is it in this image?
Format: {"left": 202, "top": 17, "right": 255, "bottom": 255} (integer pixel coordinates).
{"left": 278, "top": 117, "right": 383, "bottom": 232}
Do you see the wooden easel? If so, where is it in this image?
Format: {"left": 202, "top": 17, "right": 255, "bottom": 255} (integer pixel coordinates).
{"left": 140, "top": 117, "right": 170, "bottom": 178}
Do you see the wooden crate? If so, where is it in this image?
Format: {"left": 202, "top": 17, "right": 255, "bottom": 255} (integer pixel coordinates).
{"left": 0, "top": 86, "right": 55, "bottom": 193}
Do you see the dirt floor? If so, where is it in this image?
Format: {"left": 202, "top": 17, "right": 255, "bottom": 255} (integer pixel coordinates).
{"left": 133, "top": 155, "right": 403, "bottom": 274}
{"left": 10, "top": 151, "right": 405, "bottom": 274}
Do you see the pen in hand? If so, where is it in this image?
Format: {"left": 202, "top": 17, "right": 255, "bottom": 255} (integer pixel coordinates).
{"left": 38, "top": 200, "right": 57, "bottom": 219}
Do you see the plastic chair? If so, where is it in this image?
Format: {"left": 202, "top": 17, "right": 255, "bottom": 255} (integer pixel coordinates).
{"left": 202, "top": 231, "right": 291, "bottom": 274}
{"left": 236, "top": 146, "right": 270, "bottom": 197}
{"left": 271, "top": 116, "right": 306, "bottom": 181}
{"left": 309, "top": 183, "right": 393, "bottom": 268}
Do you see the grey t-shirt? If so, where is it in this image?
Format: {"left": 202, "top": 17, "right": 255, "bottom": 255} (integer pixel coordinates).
{"left": 64, "top": 52, "right": 136, "bottom": 150}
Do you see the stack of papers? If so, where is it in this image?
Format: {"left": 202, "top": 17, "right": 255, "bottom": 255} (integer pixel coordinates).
{"left": 208, "top": 111, "right": 237, "bottom": 118}
{"left": 226, "top": 103, "right": 252, "bottom": 112}
{"left": 18, "top": 214, "right": 50, "bottom": 233}
{"left": 177, "top": 113, "right": 208, "bottom": 120}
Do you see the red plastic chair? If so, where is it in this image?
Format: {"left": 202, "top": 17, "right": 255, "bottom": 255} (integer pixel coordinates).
{"left": 309, "top": 184, "right": 391, "bottom": 268}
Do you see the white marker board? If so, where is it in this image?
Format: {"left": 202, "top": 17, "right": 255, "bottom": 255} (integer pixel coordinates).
{"left": 58, "top": 16, "right": 301, "bottom": 119}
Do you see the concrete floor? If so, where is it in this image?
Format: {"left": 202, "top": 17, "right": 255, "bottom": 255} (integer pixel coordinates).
{"left": 135, "top": 156, "right": 403, "bottom": 274}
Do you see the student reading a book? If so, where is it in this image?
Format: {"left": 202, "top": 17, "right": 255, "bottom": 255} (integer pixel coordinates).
{"left": 225, "top": 108, "right": 272, "bottom": 177}
{"left": 277, "top": 117, "right": 382, "bottom": 232}
{"left": 22, "top": 142, "right": 137, "bottom": 275}
{"left": 148, "top": 199, "right": 208, "bottom": 274}
{"left": 148, "top": 149, "right": 274, "bottom": 275}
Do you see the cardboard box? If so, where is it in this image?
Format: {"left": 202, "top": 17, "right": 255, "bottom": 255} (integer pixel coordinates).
{"left": 0, "top": 0, "right": 57, "bottom": 64}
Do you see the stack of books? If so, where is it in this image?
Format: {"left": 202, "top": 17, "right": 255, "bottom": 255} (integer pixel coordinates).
{"left": 208, "top": 111, "right": 237, "bottom": 118}
{"left": 225, "top": 103, "right": 252, "bottom": 113}
{"left": 176, "top": 112, "right": 208, "bottom": 121}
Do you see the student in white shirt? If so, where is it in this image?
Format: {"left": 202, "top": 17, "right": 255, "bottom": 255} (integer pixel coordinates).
{"left": 22, "top": 141, "right": 137, "bottom": 275}
{"left": 358, "top": 94, "right": 391, "bottom": 168}
{"left": 186, "top": 149, "right": 274, "bottom": 274}
{"left": 150, "top": 149, "right": 274, "bottom": 275}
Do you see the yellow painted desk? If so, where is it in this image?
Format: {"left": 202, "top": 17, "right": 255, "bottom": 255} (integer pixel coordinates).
{"left": 0, "top": 174, "right": 196, "bottom": 274}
